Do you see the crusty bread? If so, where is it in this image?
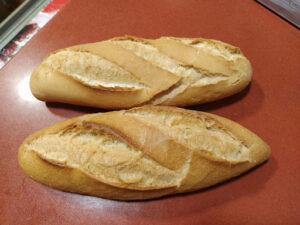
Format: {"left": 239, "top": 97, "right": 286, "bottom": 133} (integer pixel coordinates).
{"left": 30, "top": 36, "right": 252, "bottom": 109}
{"left": 18, "top": 106, "right": 270, "bottom": 200}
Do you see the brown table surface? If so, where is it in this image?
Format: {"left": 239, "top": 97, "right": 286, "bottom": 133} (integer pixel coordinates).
{"left": 0, "top": 0, "right": 299, "bottom": 224}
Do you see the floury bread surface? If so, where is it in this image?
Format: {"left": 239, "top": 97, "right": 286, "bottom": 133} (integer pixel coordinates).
{"left": 18, "top": 106, "right": 270, "bottom": 200}
{"left": 30, "top": 36, "right": 252, "bottom": 109}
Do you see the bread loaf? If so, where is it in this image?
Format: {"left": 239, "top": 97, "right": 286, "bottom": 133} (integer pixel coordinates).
{"left": 30, "top": 36, "right": 252, "bottom": 109}
{"left": 18, "top": 106, "right": 270, "bottom": 200}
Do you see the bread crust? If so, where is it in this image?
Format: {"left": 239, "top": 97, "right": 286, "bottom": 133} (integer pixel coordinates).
{"left": 18, "top": 106, "right": 270, "bottom": 200}
{"left": 30, "top": 36, "right": 252, "bottom": 109}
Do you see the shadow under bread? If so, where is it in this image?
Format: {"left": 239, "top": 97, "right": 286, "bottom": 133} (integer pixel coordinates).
{"left": 45, "top": 102, "right": 109, "bottom": 117}
{"left": 189, "top": 79, "right": 264, "bottom": 121}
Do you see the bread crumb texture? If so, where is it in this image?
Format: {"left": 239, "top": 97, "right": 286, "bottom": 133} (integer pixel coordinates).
{"left": 24, "top": 106, "right": 269, "bottom": 193}
{"left": 40, "top": 36, "right": 252, "bottom": 106}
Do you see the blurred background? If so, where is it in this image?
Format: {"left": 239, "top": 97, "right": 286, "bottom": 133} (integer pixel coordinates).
{"left": 0, "top": 0, "right": 69, "bottom": 69}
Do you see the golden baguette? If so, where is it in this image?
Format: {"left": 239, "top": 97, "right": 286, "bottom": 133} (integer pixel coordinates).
{"left": 30, "top": 36, "right": 252, "bottom": 109}
{"left": 18, "top": 106, "right": 270, "bottom": 200}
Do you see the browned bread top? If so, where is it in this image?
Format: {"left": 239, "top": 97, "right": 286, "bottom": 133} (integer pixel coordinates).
{"left": 18, "top": 106, "right": 270, "bottom": 200}
{"left": 30, "top": 36, "right": 252, "bottom": 109}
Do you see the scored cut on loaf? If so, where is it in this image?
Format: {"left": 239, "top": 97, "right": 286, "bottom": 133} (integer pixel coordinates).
{"left": 18, "top": 106, "right": 270, "bottom": 200}
{"left": 30, "top": 35, "right": 252, "bottom": 109}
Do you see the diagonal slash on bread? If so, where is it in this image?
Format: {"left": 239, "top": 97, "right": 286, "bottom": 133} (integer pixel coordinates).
{"left": 30, "top": 35, "right": 252, "bottom": 109}
{"left": 18, "top": 106, "right": 270, "bottom": 200}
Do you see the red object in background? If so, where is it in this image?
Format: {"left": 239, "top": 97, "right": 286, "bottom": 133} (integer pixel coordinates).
{"left": 14, "top": 24, "right": 38, "bottom": 42}
{"left": 43, "top": 0, "right": 70, "bottom": 13}
{"left": 0, "top": 0, "right": 70, "bottom": 69}
{"left": 0, "top": 24, "right": 37, "bottom": 65}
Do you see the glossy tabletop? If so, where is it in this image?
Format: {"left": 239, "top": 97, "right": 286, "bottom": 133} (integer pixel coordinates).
{"left": 0, "top": 0, "right": 299, "bottom": 224}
